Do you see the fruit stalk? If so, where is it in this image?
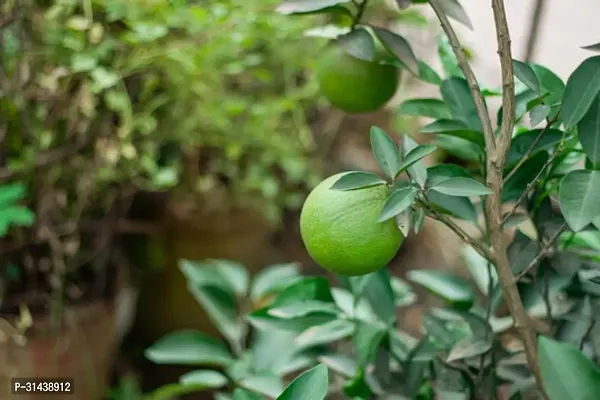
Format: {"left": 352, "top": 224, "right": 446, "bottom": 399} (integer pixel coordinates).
{"left": 351, "top": 0, "right": 370, "bottom": 28}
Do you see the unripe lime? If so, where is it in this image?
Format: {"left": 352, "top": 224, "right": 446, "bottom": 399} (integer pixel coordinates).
{"left": 300, "top": 172, "right": 404, "bottom": 276}
{"left": 315, "top": 42, "right": 399, "bottom": 113}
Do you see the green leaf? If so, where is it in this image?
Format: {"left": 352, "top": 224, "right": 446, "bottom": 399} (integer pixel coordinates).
{"left": 250, "top": 328, "right": 301, "bottom": 375}
{"left": 145, "top": 330, "right": 234, "bottom": 366}
{"left": 446, "top": 336, "right": 492, "bottom": 362}
{"left": 498, "top": 89, "right": 540, "bottom": 125}
{"left": 295, "top": 319, "right": 355, "bottom": 349}
{"left": 561, "top": 297, "right": 594, "bottom": 347}
{"left": 425, "top": 164, "right": 478, "bottom": 221}
{"left": 90, "top": 67, "right": 120, "bottom": 92}
{"left": 532, "top": 63, "right": 565, "bottom": 113}
{"left": 512, "top": 59, "right": 541, "bottom": 94}
{"left": 427, "top": 191, "right": 477, "bottom": 222}
{"left": 0, "top": 206, "right": 35, "bottom": 236}
{"left": 427, "top": 163, "right": 472, "bottom": 180}
{"left": 304, "top": 25, "right": 351, "bottom": 39}
{"left": 434, "top": 136, "right": 482, "bottom": 162}
{"left": 353, "top": 320, "right": 387, "bottom": 368}
{"left": 418, "top": 61, "right": 442, "bottom": 85}
{"left": 361, "top": 269, "right": 398, "bottom": 324}
{"left": 412, "top": 207, "right": 426, "bottom": 234}
{"left": 378, "top": 187, "right": 418, "bottom": 222}
{"left": 438, "top": 36, "right": 463, "bottom": 78}
{"left": 179, "top": 260, "right": 235, "bottom": 293}
{"left": 148, "top": 383, "right": 220, "bottom": 400}
{"left": 438, "top": 0, "right": 472, "bottom": 30}
{"left": 268, "top": 300, "right": 339, "bottom": 319}
{"left": 251, "top": 263, "right": 301, "bottom": 301}
{"left": 247, "top": 310, "right": 336, "bottom": 332}
{"left": 428, "top": 177, "right": 492, "bottom": 196}
{"left": 530, "top": 104, "right": 551, "bottom": 127}
{"left": 538, "top": 335, "right": 600, "bottom": 400}
{"left": 276, "top": 0, "right": 350, "bottom": 15}
{"left": 506, "top": 129, "right": 564, "bottom": 167}
{"left": 318, "top": 354, "right": 356, "bottom": 378}
{"left": 421, "top": 314, "right": 458, "bottom": 349}
{"left": 208, "top": 259, "right": 250, "bottom": 297}
{"left": 577, "top": 92, "right": 600, "bottom": 164}
{"left": 401, "top": 135, "right": 427, "bottom": 186}
{"left": 274, "top": 276, "right": 335, "bottom": 305}
{"left": 276, "top": 364, "right": 329, "bottom": 400}
{"left": 391, "top": 277, "right": 417, "bottom": 307}
{"left": 396, "top": 144, "right": 438, "bottom": 176}
{"left": 240, "top": 375, "right": 284, "bottom": 398}
{"left": 187, "top": 282, "right": 243, "bottom": 349}
{"left": 397, "top": 98, "right": 451, "bottom": 119}
{"left": 330, "top": 171, "right": 387, "bottom": 191}
{"left": 562, "top": 55, "right": 600, "bottom": 129}
{"left": 371, "top": 27, "right": 418, "bottom": 75}
{"left": 420, "top": 119, "right": 485, "bottom": 148}
{"left": 559, "top": 170, "right": 600, "bottom": 231}
{"left": 395, "top": 208, "right": 413, "bottom": 237}
{"left": 179, "top": 370, "right": 228, "bottom": 389}
{"left": 0, "top": 182, "right": 26, "bottom": 205}
{"left": 407, "top": 270, "right": 475, "bottom": 308}
{"left": 232, "top": 389, "right": 265, "bottom": 400}
{"left": 370, "top": 126, "right": 402, "bottom": 178}
{"left": 582, "top": 42, "right": 600, "bottom": 53}
{"left": 503, "top": 151, "right": 549, "bottom": 202}
{"left": 462, "top": 246, "right": 496, "bottom": 295}
{"left": 337, "top": 28, "right": 375, "bottom": 61}
{"left": 440, "top": 78, "right": 483, "bottom": 132}
{"left": 507, "top": 231, "right": 540, "bottom": 275}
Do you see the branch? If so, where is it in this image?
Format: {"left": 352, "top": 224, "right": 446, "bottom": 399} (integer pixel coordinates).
{"left": 487, "top": 0, "right": 547, "bottom": 397}
{"left": 427, "top": 0, "right": 496, "bottom": 154}
{"left": 514, "top": 222, "right": 567, "bottom": 282}
{"left": 428, "top": 0, "right": 547, "bottom": 396}
{"left": 491, "top": 0, "right": 515, "bottom": 159}
{"left": 422, "top": 201, "right": 493, "bottom": 262}
{"left": 523, "top": 0, "right": 548, "bottom": 62}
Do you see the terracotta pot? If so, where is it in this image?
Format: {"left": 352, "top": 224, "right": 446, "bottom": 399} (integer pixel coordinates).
{"left": 0, "top": 299, "right": 119, "bottom": 400}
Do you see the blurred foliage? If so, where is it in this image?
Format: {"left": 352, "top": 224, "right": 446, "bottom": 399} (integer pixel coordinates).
{"left": 0, "top": 0, "right": 327, "bottom": 311}
{"left": 1, "top": 0, "right": 325, "bottom": 225}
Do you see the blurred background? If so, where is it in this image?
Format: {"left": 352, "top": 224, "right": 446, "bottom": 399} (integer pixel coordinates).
{"left": 1, "top": 0, "right": 599, "bottom": 399}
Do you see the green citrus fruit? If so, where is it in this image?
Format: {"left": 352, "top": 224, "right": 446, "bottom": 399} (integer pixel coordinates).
{"left": 300, "top": 172, "right": 404, "bottom": 276}
{"left": 315, "top": 42, "right": 399, "bottom": 113}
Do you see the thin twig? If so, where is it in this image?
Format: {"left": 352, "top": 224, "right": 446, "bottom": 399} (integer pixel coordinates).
{"left": 515, "top": 222, "right": 567, "bottom": 282}
{"left": 502, "top": 133, "right": 566, "bottom": 224}
{"left": 580, "top": 319, "right": 595, "bottom": 351}
{"left": 352, "top": 0, "right": 369, "bottom": 28}
{"left": 503, "top": 113, "right": 559, "bottom": 184}
{"left": 523, "top": 0, "right": 548, "bottom": 63}
{"left": 0, "top": 138, "right": 90, "bottom": 181}
{"left": 420, "top": 199, "right": 493, "bottom": 261}
{"left": 0, "top": 218, "right": 159, "bottom": 255}
{"left": 543, "top": 265, "right": 552, "bottom": 325}
{"left": 427, "top": 0, "right": 496, "bottom": 154}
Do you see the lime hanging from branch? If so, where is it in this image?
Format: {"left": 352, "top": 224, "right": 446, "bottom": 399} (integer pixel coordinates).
{"left": 315, "top": 33, "right": 400, "bottom": 113}
{"left": 300, "top": 172, "right": 404, "bottom": 276}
